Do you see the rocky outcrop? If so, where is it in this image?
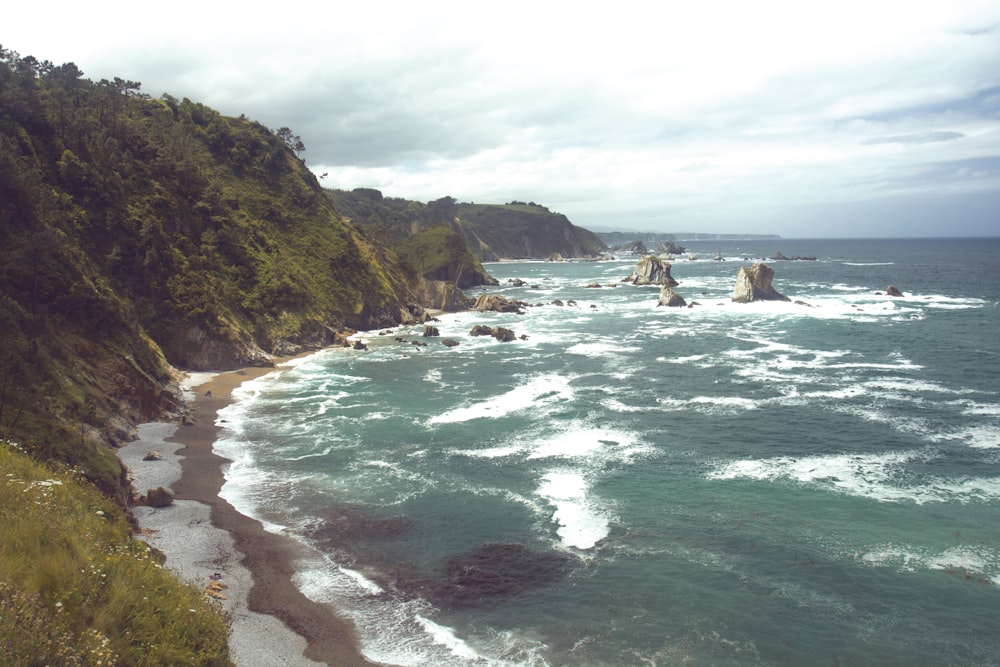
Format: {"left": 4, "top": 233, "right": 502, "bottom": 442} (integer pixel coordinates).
{"left": 423, "top": 325, "right": 440, "bottom": 337}
{"left": 163, "top": 325, "right": 273, "bottom": 371}
{"left": 658, "top": 286, "right": 687, "bottom": 308}
{"left": 623, "top": 255, "right": 679, "bottom": 287}
{"left": 472, "top": 294, "right": 529, "bottom": 314}
{"left": 415, "top": 278, "right": 474, "bottom": 313}
{"left": 886, "top": 285, "right": 904, "bottom": 297}
{"left": 655, "top": 241, "right": 686, "bottom": 255}
{"left": 731, "top": 263, "right": 790, "bottom": 303}
{"left": 771, "top": 251, "right": 817, "bottom": 261}
{"left": 469, "top": 325, "right": 517, "bottom": 342}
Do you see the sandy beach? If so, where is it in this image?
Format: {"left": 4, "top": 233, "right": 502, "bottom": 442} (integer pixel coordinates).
{"left": 118, "top": 361, "right": 379, "bottom": 667}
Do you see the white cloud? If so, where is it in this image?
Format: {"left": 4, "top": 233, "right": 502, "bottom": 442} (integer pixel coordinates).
{"left": 6, "top": 0, "right": 1000, "bottom": 236}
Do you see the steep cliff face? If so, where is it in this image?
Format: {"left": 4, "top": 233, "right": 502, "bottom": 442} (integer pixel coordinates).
{"left": 456, "top": 203, "right": 606, "bottom": 259}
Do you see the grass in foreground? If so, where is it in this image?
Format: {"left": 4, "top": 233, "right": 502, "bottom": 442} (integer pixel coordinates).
{"left": 0, "top": 440, "right": 231, "bottom": 666}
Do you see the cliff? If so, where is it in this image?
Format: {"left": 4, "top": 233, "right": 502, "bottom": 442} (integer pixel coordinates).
{"left": 0, "top": 50, "right": 417, "bottom": 494}
{"left": 327, "top": 189, "right": 606, "bottom": 261}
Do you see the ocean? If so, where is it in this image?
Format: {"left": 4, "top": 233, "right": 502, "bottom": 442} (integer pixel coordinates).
{"left": 214, "top": 238, "right": 1000, "bottom": 666}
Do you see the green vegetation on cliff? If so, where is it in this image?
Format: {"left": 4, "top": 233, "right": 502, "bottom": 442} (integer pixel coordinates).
{"left": 327, "top": 188, "right": 606, "bottom": 263}
{"left": 0, "top": 47, "right": 418, "bottom": 493}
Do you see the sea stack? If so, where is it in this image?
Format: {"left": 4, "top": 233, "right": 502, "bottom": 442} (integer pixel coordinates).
{"left": 623, "top": 255, "right": 679, "bottom": 286}
{"left": 731, "top": 263, "right": 790, "bottom": 303}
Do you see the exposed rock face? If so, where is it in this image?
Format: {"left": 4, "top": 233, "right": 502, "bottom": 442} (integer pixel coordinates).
{"left": 165, "top": 325, "right": 272, "bottom": 371}
{"left": 415, "top": 278, "right": 474, "bottom": 312}
{"left": 657, "top": 286, "right": 687, "bottom": 307}
{"left": 623, "top": 255, "right": 678, "bottom": 287}
{"left": 886, "top": 285, "right": 904, "bottom": 297}
{"left": 472, "top": 294, "right": 528, "bottom": 314}
{"left": 731, "top": 263, "right": 790, "bottom": 303}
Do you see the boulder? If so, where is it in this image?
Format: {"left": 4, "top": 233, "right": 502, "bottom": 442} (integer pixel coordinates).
{"left": 145, "top": 486, "right": 174, "bottom": 507}
{"left": 886, "top": 285, "right": 904, "bottom": 297}
{"left": 657, "top": 286, "right": 687, "bottom": 307}
{"left": 583, "top": 282, "right": 602, "bottom": 288}
{"left": 492, "top": 326, "right": 516, "bottom": 342}
{"left": 623, "top": 255, "right": 679, "bottom": 286}
{"left": 469, "top": 325, "right": 493, "bottom": 337}
{"left": 352, "top": 339, "right": 368, "bottom": 350}
{"left": 472, "top": 294, "right": 528, "bottom": 314}
{"left": 731, "top": 263, "right": 790, "bottom": 303}
{"left": 423, "top": 325, "right": 440, "bottom": 337}
{"left": 508, "top": 278, "right": 527, "bottom": 286}
{"left": 143, "top": 450, "right": 163, "bottom": 461}
{"left": 442, "top": 338, "right": 461, "bottom": 347}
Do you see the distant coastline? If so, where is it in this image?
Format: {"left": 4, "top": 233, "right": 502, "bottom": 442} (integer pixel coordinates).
{"left": 595, "top": 231, "right": 781, "bottom": 245}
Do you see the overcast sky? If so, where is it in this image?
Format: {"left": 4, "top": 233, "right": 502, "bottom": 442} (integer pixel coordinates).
{"left": 7, "top": 1, "right": 1000, "bottom": 237}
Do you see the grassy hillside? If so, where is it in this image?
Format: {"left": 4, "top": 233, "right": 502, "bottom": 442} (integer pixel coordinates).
{"left": 0, "top": 440, "right": 230, "bottom": 665}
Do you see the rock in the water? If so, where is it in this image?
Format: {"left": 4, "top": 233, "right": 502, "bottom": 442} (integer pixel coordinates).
{"left": 145, "top": 486, "right": 175, "bottom": 507}
{"left": 472, "top": 294, "right": 528, "bottom": 314}
{"left": 442, "top": 338, "right": 460, "bottom": 347}
{"left": 143, "top": 450, "right": 163, "bottom": 461}
{"left": 469, "top": 325, "right": 493, "bottom": 337}
{"left": 491, "top": 326, "right": 516, "bottom": 342}
{"left": 731, "top": 263, "right": 790, "bottom": 303}
{"left": 886, "top": 285, "right": 904, "bottom": 297}
{"left": 352, "top": 339, "right": 368, "bottom": 350}
{"left": 623, "top": 255, "right": 679, "bottom": 286}
{"left": 423, "top": 325, "right": 440, "bottom": 337}
{"left": 657, "top": 286, "right": 687, "bottom": 307}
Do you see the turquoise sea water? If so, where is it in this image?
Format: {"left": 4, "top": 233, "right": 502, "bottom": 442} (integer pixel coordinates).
{"left": 215, "top": 238, "right": 1000, "bottom": 666}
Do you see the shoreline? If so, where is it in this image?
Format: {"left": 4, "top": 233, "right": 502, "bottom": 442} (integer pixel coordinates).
{"left": 120, "top": 356, "right": 378, "bottom": 667}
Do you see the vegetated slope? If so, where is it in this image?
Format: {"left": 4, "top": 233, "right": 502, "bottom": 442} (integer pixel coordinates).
{"left": 327, "top": 188, "right": 607, "bottom": 263}
{"left": 326, "top": 188, "right": 496, "bottom": 285}
{"left": 0, "top": 441, "right": 231, "bottom": 666}
{"left": 0, "top": 48, "right": 415, "bottom": 494}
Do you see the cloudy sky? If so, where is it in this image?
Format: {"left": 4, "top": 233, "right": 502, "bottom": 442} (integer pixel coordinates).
{"left": 8, "top": 1, "right": 1000, "bottom": 237}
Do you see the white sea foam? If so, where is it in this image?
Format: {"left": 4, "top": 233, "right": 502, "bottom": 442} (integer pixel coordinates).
{"left": 528, "top": 426, "right": 641, "bottom": 460}
{"left": 537, "top": 471, "right": 610, "bottom": 549}
{"left": 708, "top": 449, "right": 1000, "bottom": 504}
{"left": 857, "top": 543, "right": 1000, "bottom": 586}
{"left": 566, "top": 341, "right": 642, "bottom": 357}
{"left": 427, "top": 373, "right": 573, "bottom": 425}
{"left": 416, "top": 615, "right": 481, "bottom": 660}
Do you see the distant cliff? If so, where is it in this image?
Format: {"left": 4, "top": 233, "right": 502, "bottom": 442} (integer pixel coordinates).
{"left": 327, "top": 189, "right": 607, "bottom": 261}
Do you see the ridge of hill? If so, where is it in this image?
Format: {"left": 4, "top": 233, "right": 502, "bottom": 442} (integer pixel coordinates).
{"left": 326, "top": 189, "right": 607, "bottom": 262}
